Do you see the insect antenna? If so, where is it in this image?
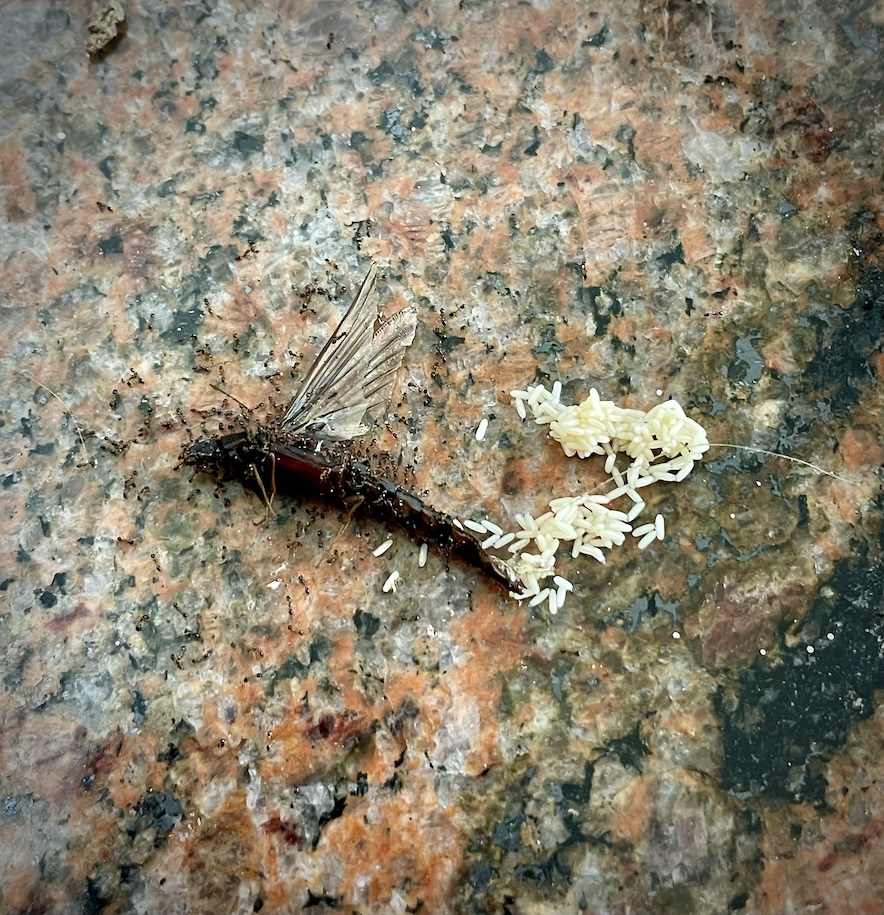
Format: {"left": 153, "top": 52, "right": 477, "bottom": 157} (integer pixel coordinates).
{"left": 209, "top": 383, "right": 254, "bottom": 413}
{"left": 705, "top": 442, "right": 861, "bottom": 485}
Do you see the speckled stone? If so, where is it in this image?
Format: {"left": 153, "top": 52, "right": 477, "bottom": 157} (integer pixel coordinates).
{"left": 1, "top": 1, "right": 882, "bottom": 913}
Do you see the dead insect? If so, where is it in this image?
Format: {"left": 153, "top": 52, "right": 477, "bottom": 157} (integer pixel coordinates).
{"left": 181, "top": 263, "right": 520, "bottom": 593}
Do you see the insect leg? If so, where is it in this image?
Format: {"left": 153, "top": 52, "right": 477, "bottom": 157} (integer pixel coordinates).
{"left": 251, "top": 462, "right": 278, "bottom": 521}
{"left": 327, "top": 494, "right": 365, "bottom": 553}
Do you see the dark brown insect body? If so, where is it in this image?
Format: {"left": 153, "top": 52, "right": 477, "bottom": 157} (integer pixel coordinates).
{"left": 184, "top": 428, "right": 518, "bottom": 591}
{"left": 182, "top": 263, "right": 521, "bottom": 594}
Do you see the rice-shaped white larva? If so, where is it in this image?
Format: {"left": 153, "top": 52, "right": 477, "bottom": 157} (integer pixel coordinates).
{"left": 655, "top": 513, "right": 665, "bottom": 540}
{"left": 573, "top": 543, "right": 606, "bottom": 563}
{"left": 544, "top": 517, "right": 577, "bottom": 541}
{"left": 637, "top": 529, "right": 657, "bottom": 550}
{"left": 529, "top": 587, "right": 551, "bottom": 607}
{"left": 492, "top": 531, "right": 515, "bottom": 548}
{"left": 475, "top": 417, "right": 489, "bottom": 442}
{"left": 651, "top": 470, "right": 678, "bottom": 482}
{"left": 554, "top": 503, "right": 580, "bottom": 526}
{"left": 522, "top": 572, "right": 539, "bottom": 594}
{"left": 675, "top": 461, "right": 694, "bottom": 482}
{"left": 632, "top": 522, "right": 655, "bottom": 538}
{"left": 373, "top": 538, "right": 394, "bottom": 556}
{"left": 418, "top": 543, "right": 428, "bottom": 567}
{"left": 464, "top": 519, "right": 487, "bottom": 533}
{"left": 515, "top": 397, "right": 527, "bottom": 419}
{"left": 382, "top": 570, "right": 400, "bottom": 592}
{"left": 627, "top": 500, "right": 646, "bottom": 521}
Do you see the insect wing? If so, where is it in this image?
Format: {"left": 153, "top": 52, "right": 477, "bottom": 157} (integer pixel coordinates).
{"left": 282, "top": 263, "right": 378, "bottom": 430}
{"left": 282, "top": 263, "right": 417, "bottom": 439}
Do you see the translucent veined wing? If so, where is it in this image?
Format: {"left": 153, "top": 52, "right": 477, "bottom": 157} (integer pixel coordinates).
{"left": 282, "top": 263, "right": 417, "bottom": 440}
